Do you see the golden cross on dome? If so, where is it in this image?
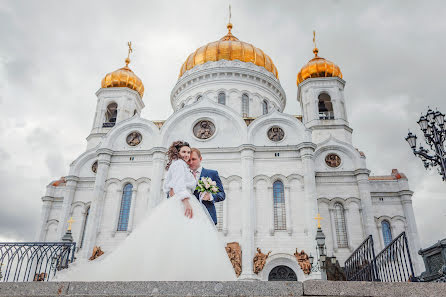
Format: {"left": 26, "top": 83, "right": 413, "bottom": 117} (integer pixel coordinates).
{"left": 125, "top": 41, "right": 133, "bottom": 66}
{"left": 228, "top": 4, "right": 232, "bottom": 24}
{"left": 314, "top": 213, "right": 323, "bottom": 228}
{"left": 67, "top": 217, "right": 75, "bottom": 231}
{"left": 312, "top": 30, "right": 319, "bottom": 56}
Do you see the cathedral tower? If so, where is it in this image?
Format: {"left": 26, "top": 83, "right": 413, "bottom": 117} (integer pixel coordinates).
{"left": 87, "top": 43, "right": 145, "bottom": 149}
{"left": 297, "top": 35, "right": 351, "bottom": 144}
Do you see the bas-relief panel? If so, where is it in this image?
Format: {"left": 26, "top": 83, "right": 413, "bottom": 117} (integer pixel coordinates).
{"left": 254, "top": 179, "right": 270, "bottom": 235}
{"left": 100, "top": 183, "right": 120, "bottom": 233}
{"left": 227, "top": 180, "right": 242, "bottom": 234}
{"left": 133, "top": 182, "right": 150, "bottom": 227}
{"left": 315, "top": 150, "right": 355, "bottom": 172}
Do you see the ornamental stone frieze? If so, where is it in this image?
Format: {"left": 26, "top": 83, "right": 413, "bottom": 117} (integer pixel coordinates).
{"left": 294, "top": 249, "right": 311, "bottom": 275}
{"left": 253, "top": 248, "right": 271, "bottom": 274}
{"left": 225, "top": 242, "right": 242, "bottom": 277}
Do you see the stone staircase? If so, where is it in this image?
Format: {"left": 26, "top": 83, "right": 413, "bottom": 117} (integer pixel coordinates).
{"left": 1, "top": 280, "right": 445, "bottom": 297}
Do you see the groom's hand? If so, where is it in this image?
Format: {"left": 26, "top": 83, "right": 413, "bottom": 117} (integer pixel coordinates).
{"left": 201, "top": 192, "right": 211, "bottom": 201}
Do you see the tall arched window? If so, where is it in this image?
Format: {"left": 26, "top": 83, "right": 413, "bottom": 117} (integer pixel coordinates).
{"left": 263, "top": 100, "right": 269, "bottom": 115}
{"left": 242, "top": 94, "right": 249, "bottom": 117}
{"left": 218, "top": 92, "right": 226, "bottom": 105}
{"left": 333, "top": 202, "right": 348, "bottom": 248}
{"left": 318, "top": 93, "right": 334, "bottom": 119}
{"left": 196, "top": 95, "right": 202, "bottom": 101}
{"left": 273, "top": 181, "right": 286, "bottom": 230}
{"left": 215, "top": 201, "right": 223, "bottom": 231}
{"left": 117, "top": 183, "right": 133, "bottom": 231}
{"left": 79, "top": 207, "right": 90, "bottom": 249}
{"left": 104, "top": 103, "right": 118, "bottom": 127}
{"left": 381, "top": 220, "right": 392, "bottom": 246}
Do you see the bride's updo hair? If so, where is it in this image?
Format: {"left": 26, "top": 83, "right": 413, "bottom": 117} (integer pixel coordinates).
{"left": 166, "top": 140, "right": 190, "bottom": 170}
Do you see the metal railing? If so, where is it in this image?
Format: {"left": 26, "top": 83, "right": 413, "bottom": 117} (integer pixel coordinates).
{"left": 374, "top": 232, "right": 415, "bottom": 282}
{"left": 0, "top": 242, "right": 76, "bottom": 282}
{"left": 319, "top": 111, "right": 335, "bottom": 120}
{"left": 344, "top": 235, "right": 378, "bottom": 281}
{"left": 344, "top": 232, "right": 416, "bottom": 282}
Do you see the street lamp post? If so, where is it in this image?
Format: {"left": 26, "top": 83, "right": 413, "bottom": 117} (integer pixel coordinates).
{"left": 405, "top": 108, "right": 446, "bottom": 181}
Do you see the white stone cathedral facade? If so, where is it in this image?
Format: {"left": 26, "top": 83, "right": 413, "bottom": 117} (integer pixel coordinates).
{"left": 36, "top": 24, "right": 423, "bottom": 280}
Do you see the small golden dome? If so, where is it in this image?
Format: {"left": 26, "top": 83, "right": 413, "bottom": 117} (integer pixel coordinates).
{"left": 297, "top": 47, "right": 342, "bottom": 85}
{"left": 179, "top": 23, "right": 279, "bottom": 79}
{"left": 101, "top": 58, "right": 144, "bottom": 98}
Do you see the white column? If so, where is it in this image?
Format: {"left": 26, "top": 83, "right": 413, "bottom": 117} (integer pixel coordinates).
{"left": 239, "top": 145, "right": 257, "bottom": 280}
{"left": 401, "top": 192, "right": 423, "bottom": 274}
{"left": 112, "top": 188, "right": 122, "bottom": 237}
{"left": 268, "top": 186, "right": 274, "bottom": 236}
{"left": 82, "top": 149, "right": 112, "bottom": 259}
{"left": 355, "top": 169, "right": 379, "bottom": 249}
{"left": 329, "top": 208, "right": 338, "bottom": 251}
{"left": 285, "top": 186, "right": 292, "bottom": 235}
{"left": 127, "top": 188, "right": 138, "bottom": 232}
{"left": 56, "top": 176, "right": 79, "bottom": 240}
{"left": 301, "top": 145, "right": 318, "bottom": 253}
{"left": 36, "top": 197, "right": 53, "bottom": 241}
{"left": 148, "top": 149, "right": 166, "bottom": 211}
{"left": 344, "top": 207, "right": 354, "bottom": 251}
{"left": 223, "top": 185, "right": 229, "bottom": 236}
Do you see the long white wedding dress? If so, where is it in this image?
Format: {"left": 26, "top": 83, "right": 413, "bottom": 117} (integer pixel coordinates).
{"left": 53, "top": 159, "right": 237, "bottom": 281}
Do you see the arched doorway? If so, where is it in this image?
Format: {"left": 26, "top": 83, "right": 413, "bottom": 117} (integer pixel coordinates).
{"left": 268, "top": 265, "right": 297, "bottom": 281}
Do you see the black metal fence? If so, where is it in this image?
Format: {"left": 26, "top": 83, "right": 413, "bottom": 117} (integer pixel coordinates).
{"left": 374, "top": 232, "right": 416, "bottom": 282}
{"left": 0, "top": 242, "right": 76, "bottom": 282}
{"left": 344, "top": 235, "right": 378, "bottom": 281}
{"left": 344, "top": 232, "right": 415, "bottom": 282}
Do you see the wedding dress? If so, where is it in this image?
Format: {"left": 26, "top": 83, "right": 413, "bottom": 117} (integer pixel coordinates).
{"left": 53, "top": 159, "right": 237, "bottom": 281}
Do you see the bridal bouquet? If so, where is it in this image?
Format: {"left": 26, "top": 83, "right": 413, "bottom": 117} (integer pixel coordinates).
{"left": 195, "top": 177, "right": 220, "bottom": 195}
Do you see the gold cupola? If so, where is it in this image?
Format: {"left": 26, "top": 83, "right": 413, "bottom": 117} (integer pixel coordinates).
{"left": 179, "top": 23, "right": 279, "bottom": 79}
{"left": 101, "top": 43, "right": 144, "bottom": 98}
{"left": 297, "top": 32, "right": 342, "bottom": 85}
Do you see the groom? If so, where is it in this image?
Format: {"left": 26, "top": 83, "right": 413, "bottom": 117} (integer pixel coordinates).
{"left": 188, "top": 148, "right": 225, "bottom": 225}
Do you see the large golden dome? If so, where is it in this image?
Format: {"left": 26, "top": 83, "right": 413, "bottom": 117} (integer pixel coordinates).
{"left": 297, "top": 47, "right": 342, "bottom": 85}
{"left": 179, "top": 23, "right": 279, "bottom": 79}
{"left": 101, "top": 57, "right": 144, "bottom": 98}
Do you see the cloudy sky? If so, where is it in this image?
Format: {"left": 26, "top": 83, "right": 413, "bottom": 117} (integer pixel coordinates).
{"left": 1, "top": 1, "right": 445, "bottom": 249}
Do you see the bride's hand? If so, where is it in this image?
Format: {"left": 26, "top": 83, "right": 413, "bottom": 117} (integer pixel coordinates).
{"left": 182, "top": 198, "right": 193, "bottom": 219}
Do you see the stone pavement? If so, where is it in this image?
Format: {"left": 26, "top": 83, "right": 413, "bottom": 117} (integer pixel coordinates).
{"left": 0, "top": 280, "right": 445, "bottom": 297}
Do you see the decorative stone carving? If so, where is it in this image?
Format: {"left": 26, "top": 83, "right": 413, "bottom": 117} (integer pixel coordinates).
{"left": 33, "top": 272, "right": 47, "bottom": 281}
{"left": 193, "top": 120, "right": 215, "bottom": 140}
{"left": 126, "top": 131, "right": 142, "bottom": 146}
{"left": 294, "top": 249, "right": 311, "bottom": 275}
{"left": 89, "top": 246, "right": 105, "bottom": 261}
{"left": 253, "top": 248, "right": 271, "bottom": 274}
{"left": 225, "top": 242, "right": 242, "bottom": 277}
{"left": 267, "top": 126, "right": 284, "bottom": 142}
{"left": 91, "top": 161, "right": 98, "bottom": 173}
{"left": 325, "top": 153, "right": 341, "bottom": 168}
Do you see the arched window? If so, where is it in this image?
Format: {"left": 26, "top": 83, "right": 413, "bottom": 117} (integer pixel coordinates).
{"left": 133, "top": 110, "right": 137, "bottom": 116}
{"left": 196, "top": 95, "right": 202, "bottom": 101}
{"left": 180, "top": 102, "right": 185, "bottom": 109}
{"left": 333, "top": 202, "right": 348, "bottom": 248}
{"left": 104, "top": 103, "right": 118, "bottom": 127}
{"left": 117, "top": 183, "right": 133, "bottom": 231}
{"left": 263, "top": 100, "right": 269, "bottom": 115}
{"left": 273, "top": 181, "right": 286, "bottom": 230}
{"left": 215, "top": 201, "right": 223, "bottom": 231}
{"left": 318, "top": 93, "right": 334, "bottom": 119}
{"left": 242, "top": 94, "right": 249, "bottom": 117}
{"left": 79, "top": 207, "right": 90, "bottom": 249}
{"left": 218, "top": 92, "right": 226, "bottom": 105}
{"left": 381, "top": 220, "right": 392, "bottom": 246}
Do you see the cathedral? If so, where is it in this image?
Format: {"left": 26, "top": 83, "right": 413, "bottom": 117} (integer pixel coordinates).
{"left": 36, "top": 22, "right": 423, "bottom": 280}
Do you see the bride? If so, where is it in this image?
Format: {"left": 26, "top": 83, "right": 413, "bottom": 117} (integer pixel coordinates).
{"left": 53, "top": 140, "right": 237, "bottom": 281}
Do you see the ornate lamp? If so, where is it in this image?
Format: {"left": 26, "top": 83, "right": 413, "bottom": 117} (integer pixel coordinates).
{"left": 406, "top": 108, "right": 446, "bottom": 181}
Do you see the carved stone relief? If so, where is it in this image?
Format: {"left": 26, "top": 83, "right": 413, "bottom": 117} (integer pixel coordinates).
{"left": 253, "top": 248, "right": 271, "bottom": 274}
{"left": 193, "top": 120, "right": 215, "bottom": 140}
{"left": 225, "top": 242, "right": 242, "bottom": 277}
{"left": 92, "top": 161, "right": 98, "bottom": 173}
{"left": 126, "top": 131, "right": 142, "bottom": 146}
{"left": 294, "top": 249, "right": 311, "bottom": 275}
{"left": 267, "top": 126, "right": 285, "bottom": 142}
{"left": 325, "top": 153, "right": 341, "bottom": 168}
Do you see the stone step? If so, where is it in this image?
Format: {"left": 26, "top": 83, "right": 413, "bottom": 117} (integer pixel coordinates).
{"left": 0, "top": 280, "right": 445, "bottom": 297}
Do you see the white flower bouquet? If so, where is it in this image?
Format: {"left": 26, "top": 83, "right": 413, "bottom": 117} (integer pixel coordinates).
{"left": 195, "top": 177, "right": 220, "bottom": 195}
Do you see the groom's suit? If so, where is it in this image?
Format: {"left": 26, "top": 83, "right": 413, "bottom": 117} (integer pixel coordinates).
{"left": 193, "top": 168, "right": 225, "bottom": 225}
